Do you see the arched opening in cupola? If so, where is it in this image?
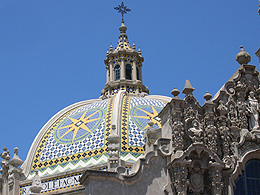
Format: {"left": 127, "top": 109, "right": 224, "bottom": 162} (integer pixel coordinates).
{"left": 126, "top": 64, "right": 132, "bottom": 80}
{"left": 114, "top": 65, "right": 120, "bottom": 81}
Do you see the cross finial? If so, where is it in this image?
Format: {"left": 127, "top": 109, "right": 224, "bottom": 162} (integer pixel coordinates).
{"left": 114, "top": 2, "right": 131, "bottom": 19}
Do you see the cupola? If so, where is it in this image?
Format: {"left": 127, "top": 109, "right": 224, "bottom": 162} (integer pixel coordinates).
{"left": 101, "top": 20, "right": 149, "bottom": 99}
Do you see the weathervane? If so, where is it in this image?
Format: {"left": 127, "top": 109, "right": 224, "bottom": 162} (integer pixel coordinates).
{"left": 114, "top": 2, "right": 131, "bottom": 19}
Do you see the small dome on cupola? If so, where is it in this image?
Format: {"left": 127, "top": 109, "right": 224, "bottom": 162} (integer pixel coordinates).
{"left": 119, "top": 19, "right": 127, "bottom": 33}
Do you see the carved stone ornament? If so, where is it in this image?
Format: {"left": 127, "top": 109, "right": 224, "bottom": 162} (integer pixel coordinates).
{"left": 145, "top": 120, "right": 157, "bottom": 145}
{"left": 187, "top": 120, "right": 203, "bottom": 143}
{"left": 172, "top": 121, "right": 185, "bottom": 151}
{"left": 190, "top": 172, "right": 202, "bottom": 188}
{"left": 247, "top": 91, "right": 260, "bottom": 131}
{"left": 173, "top": 165, "right": 189, "bottom": 195}
{"left": 30, "top": 170, "right": 42, "bottom": 193}
{"left": 189, "top": 160, "right": 204, "bottom": 193}
{"left": 209, "top": 168, "right": 223, "bottom": 195}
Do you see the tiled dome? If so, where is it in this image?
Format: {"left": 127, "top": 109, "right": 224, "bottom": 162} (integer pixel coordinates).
{"left": 23, "top": 94, "right": 169, "bottom": 179}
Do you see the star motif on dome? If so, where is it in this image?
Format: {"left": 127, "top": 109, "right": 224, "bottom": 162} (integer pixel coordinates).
{"left": 58, "top": 110, "right": 100, "bottom": 143}
{"left": 134, "top": 106, "right": 161, "bottom": 130}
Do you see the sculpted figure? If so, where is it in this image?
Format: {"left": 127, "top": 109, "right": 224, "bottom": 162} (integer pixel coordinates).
{"left": 237, "top": 81, "right": 245, "bottom": 88}
{"left": 228, "top": 104, "right": 237, "bottom": 121}
{"left": 217, "top": 100, "right": 227, "bottom": 116}
{"left": 185, "top": 106, "right": 196, "bottom": 120}
{"left": 247, "top": 91, "right": 260, "bottom": 130}
{"left": 188, "top": 120, "right": 203, "bottom": 143}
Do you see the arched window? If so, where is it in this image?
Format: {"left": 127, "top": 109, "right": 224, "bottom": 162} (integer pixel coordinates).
{"left": 137, "top": 67, "right": 140, "bottom": 80}
{"left": 114, "top": 65, "right": 120, "bottom": 81}
{"left": 234, "top": 159, "right": 260, "bottom": 194}
{"left": 126, "top": 64, "right": 132, "bottom": 80}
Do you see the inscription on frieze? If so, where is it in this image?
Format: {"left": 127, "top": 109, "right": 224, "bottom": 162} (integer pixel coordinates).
{"left": 20, "top": 173, "right": 81, "bottom": 194}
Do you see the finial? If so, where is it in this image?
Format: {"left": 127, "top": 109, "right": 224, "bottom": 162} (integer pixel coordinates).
{"left": 182, "top": 80, "right": 195, "bottom": 96}
{"left": 1, "top": 146, "right": 11, "bottom": 160}
{"left": 9, "top": 147, "right": 23, "bottom": 167}
{"left": 171, "top": 87, "right": 180, "bottom": 99}
{"left": 138, "top": 47, "right": 142, "bottom": 55}
{"left": 14, "top": 147, "right": 18, "bottom": 155}
{"left": 132, "top": 41, "right": 136, "bottom": 51}
{"left": 3, "top": 146, "right": 7, "bottom": 151}
{"left": 119, "top": 19, "right": 127, "bottom": 33}
{"left": 6, "top": 150, "right": 10, "bottom": 160}
{"left": 204, "top": 91, "right": 212, "bottom": 101}
{"left": 110, "top": 43, "right": 113, "bottom": 52}
{"left": 114, "top": 2, "right": 131, "bottom": 20}
{"left": 1, "top": 146, "right": 8, "bottom": 159}
{"left": 236, "top": 45, "right": 251, "bottom": 65}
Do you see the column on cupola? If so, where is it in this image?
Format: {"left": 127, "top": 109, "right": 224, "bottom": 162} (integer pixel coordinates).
{"left": 132, "top": 60, "right": 137, "bottom": 81}
{"left": 120, "top": 57, "right": 125, "bottom": 80}
{"left": 106, "top": 65, "right": 109, "bottom": 83}
{"left": 139, "top": 64, "right": 143, "bottom": 83}
{"left": 108, "top": 43, "right": 114, "bottom": 82}
{"left": 109, "top": 62, "right": 114, "bottom": 81}
{"left": 138, "top": 48, "right": 143, "bottom": 83}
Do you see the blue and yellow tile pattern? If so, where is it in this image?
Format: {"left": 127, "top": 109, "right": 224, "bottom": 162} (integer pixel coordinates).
{"left": 120, "top": 96, "right": 166, "bottom": 162}
{"left": 30, "top": 98, "right": 115, "bottom": 178}
{"left": 30, "top": 95, "right": 166, "bottom": 178}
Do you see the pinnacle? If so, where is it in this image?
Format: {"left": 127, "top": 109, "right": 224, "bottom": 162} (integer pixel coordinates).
{"left": 110, "top": 43, "right": 113, "bottom": 52}
{"left": 182, "top": 80, "right": 195, "bottom": 96}
{"left": 138, "top": 47, "right": 142, "bottom": 55}
{"left": 133, "top": 41, "right": 136, "bottom": 50}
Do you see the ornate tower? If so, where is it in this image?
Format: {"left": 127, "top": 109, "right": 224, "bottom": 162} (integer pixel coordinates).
{"left": 101, "top": 19, "right": 149, "bottom": 99}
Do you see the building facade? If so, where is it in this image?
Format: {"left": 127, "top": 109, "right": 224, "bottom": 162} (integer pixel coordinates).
{"left": 1, "top": 9, "right": 260, "bottom": 195}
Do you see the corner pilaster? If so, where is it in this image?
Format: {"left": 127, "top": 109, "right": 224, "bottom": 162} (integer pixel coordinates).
{"left": 132, "top": 60, "right": 137, "bottom": 81}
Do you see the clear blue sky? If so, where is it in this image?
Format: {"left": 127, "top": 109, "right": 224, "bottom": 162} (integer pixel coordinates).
{"left": 0, "top": 0, "right": 259, "bottom": 162}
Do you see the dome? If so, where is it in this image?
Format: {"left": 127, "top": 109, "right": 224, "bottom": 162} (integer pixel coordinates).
{"left": 22, "top": 94, "right": 170, "bottom": 179}
{"left": 19, "top": 20, "right": 172, "bottom": 192}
